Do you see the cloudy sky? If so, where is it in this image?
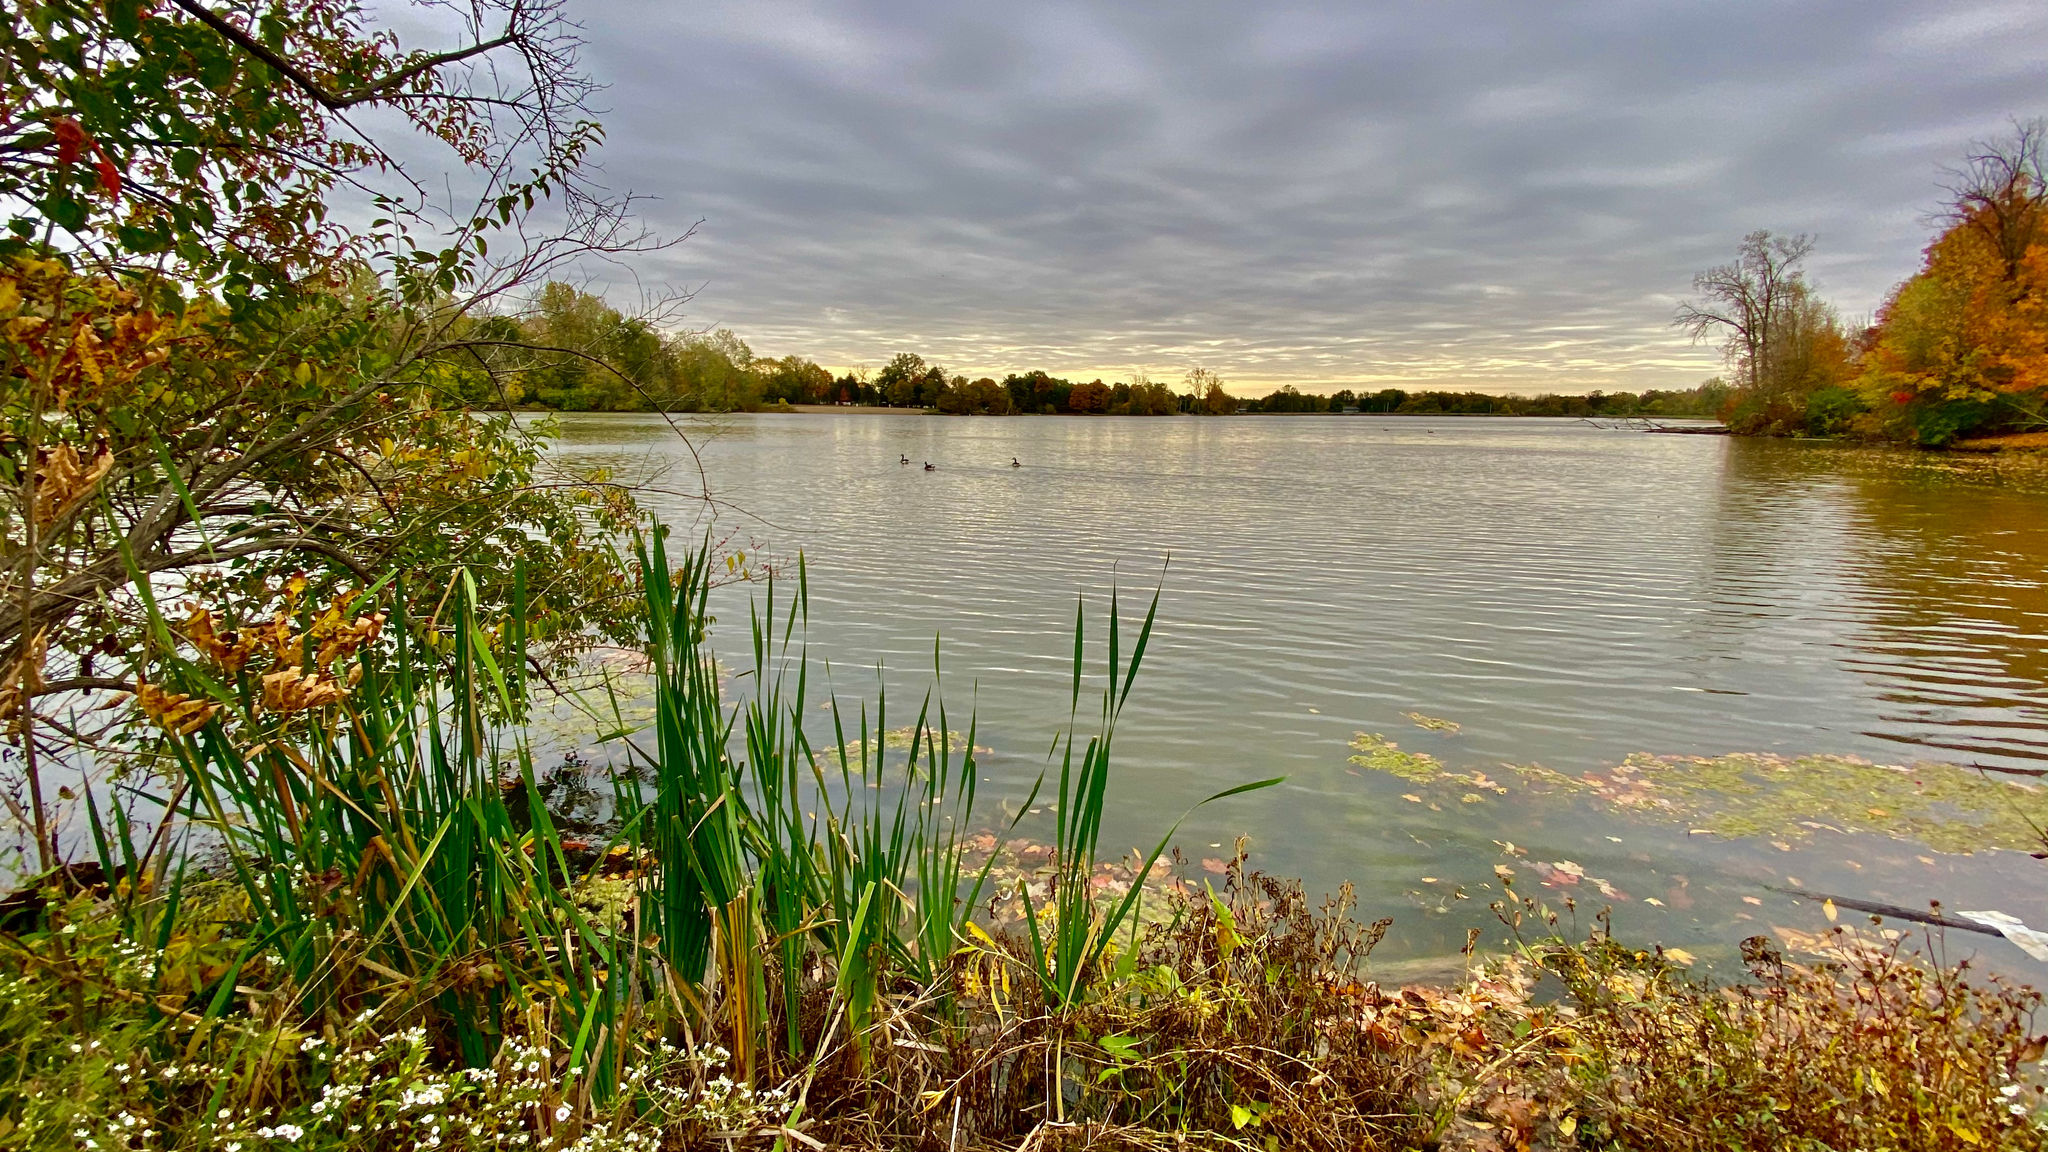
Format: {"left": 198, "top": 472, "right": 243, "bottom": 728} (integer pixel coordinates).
{"left": 563, "top": 0, "right": 2046, "bottom": 395}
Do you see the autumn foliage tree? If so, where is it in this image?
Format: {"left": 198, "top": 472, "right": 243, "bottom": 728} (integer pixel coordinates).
{"left": 1857, "top": 122, "right": 2048, "bottom": 444}
{"left": 1186, "top": 366, "right": 1235, "bottom": 414}
{"left": 1673, "top": 231, "right": 1858, "bottom": 435}
{"left": 1, "top": 0, "right": 664, "bottom": 865}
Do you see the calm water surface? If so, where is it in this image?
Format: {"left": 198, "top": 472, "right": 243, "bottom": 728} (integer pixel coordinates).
{"left": 550, "top": 412, "right": 2048, "bottom": 976}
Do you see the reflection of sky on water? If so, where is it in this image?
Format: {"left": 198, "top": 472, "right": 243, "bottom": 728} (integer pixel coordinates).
{"left": 539, "top": 414, "right": 2048, "bottom": 978}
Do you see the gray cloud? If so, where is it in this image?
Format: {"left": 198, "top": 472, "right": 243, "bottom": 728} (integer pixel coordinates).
{"left": 564, "top": 0, "right": 2048, "bottom": 393}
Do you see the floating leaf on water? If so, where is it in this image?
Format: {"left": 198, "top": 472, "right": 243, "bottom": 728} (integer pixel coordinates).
{"left": 1401, "top": 793, "right": 1423, "bottom": 803}
{"left": 1663, "top": 948, "right": 1696, "bottom": 966}
{"left": 1403, "top": 711, "right": 1461, "bottom": 733}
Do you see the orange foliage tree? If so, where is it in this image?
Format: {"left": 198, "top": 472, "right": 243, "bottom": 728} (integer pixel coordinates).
{"left": 1858, "top": 123, "right": 2048, "bottom": 444}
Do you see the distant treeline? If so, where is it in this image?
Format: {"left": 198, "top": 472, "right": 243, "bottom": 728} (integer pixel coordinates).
{"left": 1237, "top": 383, "right": 1728, "bottom": 418}
{"left": 474, "top": 284, "right": 1727, "bottom": 419}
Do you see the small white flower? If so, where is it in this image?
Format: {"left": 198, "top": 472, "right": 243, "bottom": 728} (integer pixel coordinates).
{"left": 2015, "top": 1104, "right": 2031, "bottom": 1117}
{"left": 555, "top": 1105, "right": 571, "bottom": 1122}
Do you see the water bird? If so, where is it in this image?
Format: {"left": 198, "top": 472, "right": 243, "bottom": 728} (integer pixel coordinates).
{"left": 900, "top": 454, "right": 910, "bottom": 465}
{"left": 1010, "top": 457, "right": 1021, "bottom": 468}
{"left": 923, "top": 461, "right": 935, "bottom": 471}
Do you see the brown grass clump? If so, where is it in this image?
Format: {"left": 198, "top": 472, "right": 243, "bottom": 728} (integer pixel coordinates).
{"left": 766, "top": 857, "right": 2048, "bottom": 1151}
{"left": 1431, "top": 892, "right": 2048, "bottom": 1152}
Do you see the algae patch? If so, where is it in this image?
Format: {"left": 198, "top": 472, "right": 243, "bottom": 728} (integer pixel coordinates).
{"left": 1348, "top": 733, "right": 1446, "bottom": 783}
{"left": 1584, "top": 752, "right": 2046, "bottom": 854}
{"left": 1347, "top": 737, "right": 2047, "bottom": 854}
{"left": 1403, "top": 711, "right": 1462, "bottom": 733}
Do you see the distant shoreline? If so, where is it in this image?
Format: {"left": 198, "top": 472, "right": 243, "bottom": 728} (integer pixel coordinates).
{"left": 786, "top": 403, "right": 933, "bottom": 415}
{"left": 761, "top": 405, "right": 1726, "bottom": 421}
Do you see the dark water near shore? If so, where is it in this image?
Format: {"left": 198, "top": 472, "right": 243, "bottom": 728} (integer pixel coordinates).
{"left": 550, "top": 412, "right": 2048, "bottom": 979}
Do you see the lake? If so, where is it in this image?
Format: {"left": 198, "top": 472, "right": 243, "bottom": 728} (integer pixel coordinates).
{"left": 549, "top": 411, "right": 2048, "bottom": 978}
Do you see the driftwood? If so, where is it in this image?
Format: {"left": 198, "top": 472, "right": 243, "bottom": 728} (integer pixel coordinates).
{"left": 1770, "top": 887, "right": 2000, "bottom": 936}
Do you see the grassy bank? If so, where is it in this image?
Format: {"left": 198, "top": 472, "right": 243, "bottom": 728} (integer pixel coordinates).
{"left": 4, "top": 542, "right": 2045, "bottom": 1151}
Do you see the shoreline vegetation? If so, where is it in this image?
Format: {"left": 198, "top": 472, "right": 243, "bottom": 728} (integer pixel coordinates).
{"left": 8, "top": 541, "right": 2048, "bottom": 1152}
{"left": 5, "top": 3, "right": 2048, "bottom": 1150}
{"left": 1666, "top": 125, "right": 2048, "bottom": 449}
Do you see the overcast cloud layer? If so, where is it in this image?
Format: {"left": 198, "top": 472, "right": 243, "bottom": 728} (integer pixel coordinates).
{"left": 566, "top": 0, "right": 2047, "bottom": 394}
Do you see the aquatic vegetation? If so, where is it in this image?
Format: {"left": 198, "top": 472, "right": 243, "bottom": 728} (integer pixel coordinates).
{"left": 1351, "top": 737, "right": 2048, "bottom": 854}
{"left": 1586, "top": 753, "right": 2048, "bottom": 852}
{"left": 1404, "top": 711, "right": 1462, "bottom": 732}
{"left": 1347, "top": 732, "right": 1448, "bottom": 782}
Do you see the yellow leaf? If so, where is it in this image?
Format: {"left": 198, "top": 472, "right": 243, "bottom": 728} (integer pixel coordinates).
{"left": 1952, "top": 1123, "right": 1982, "bottom": 1145}
{"left": 1559, "top": 1115, "right": 1577, "bottom": 1137}
{"left": 1823, "top": 899, "right": 1837, "bottom": 923}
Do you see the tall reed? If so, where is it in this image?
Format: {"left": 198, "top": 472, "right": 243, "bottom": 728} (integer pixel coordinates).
{"left": 85, "top": 524, "right": 1273, "bottom": 1103}
{"left": 1017, "top": 584, "right": 1282, "bottom": 1011}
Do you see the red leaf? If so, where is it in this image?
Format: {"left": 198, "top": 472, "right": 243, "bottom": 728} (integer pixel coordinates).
{"left": 53, "top": 119, "right": 87, "bottom": 166}
{"left": 95, "top": 156, "right": 122, "bottom": 198}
